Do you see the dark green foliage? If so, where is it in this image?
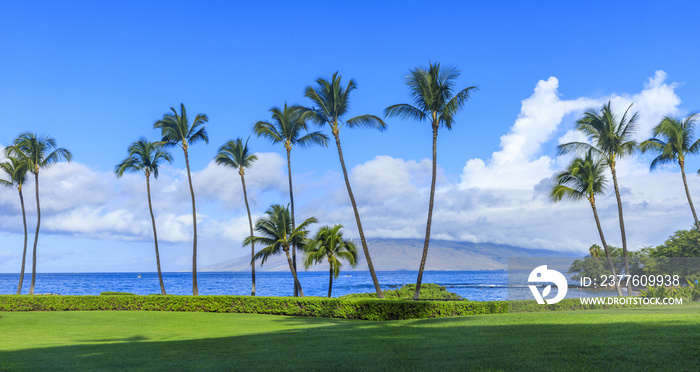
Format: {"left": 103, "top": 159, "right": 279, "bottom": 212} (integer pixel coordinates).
{"left": 0, "top": 295, "right": 507, "bottom": 320}
{"left": 99, "top": 292, "right": 135, "bottom": 296}
{"left": 568, "top": 246, "right": 645, "bottom": 280}
{"left": 341, "top": 283, "right": 462, "bottom": 300}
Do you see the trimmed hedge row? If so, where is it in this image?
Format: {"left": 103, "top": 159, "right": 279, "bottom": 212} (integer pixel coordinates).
{"left": 0, "top": 295, "right": 634, "bottom": 320}
{"left": 0, "top": 295, "right": 506, "bottom": 320}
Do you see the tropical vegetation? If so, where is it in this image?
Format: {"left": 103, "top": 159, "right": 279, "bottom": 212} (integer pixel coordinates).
{"left": 303, "top": 72, "right": 387, "bottom": 299}
{"left": 244, "top": 204, "right": 317, "bottom": 297}
{"left": 0, "top": 155, "right": 29, "bottom": 294}
{"left": 115, "top": 138, "right": 173, "bottom": 295}
{"left": 153, "top": 103, "right": 208, "bottom": 296}
{"left": 4, "top": 133, "right": 71, "bottom": 295}
{"left": 215, "top": 137, "right": 259, "bottom": 296}
{"left": 385, "top": 62, "right": 477, "bottom": 299}
{"left": 303, "top": 224, "right": 358, "bottom": 297}
{"left": 254, "top": 103, "right": 328, "bottom": 296}
{"left": 559, "top": 101, "right": 639, "bottom": 295}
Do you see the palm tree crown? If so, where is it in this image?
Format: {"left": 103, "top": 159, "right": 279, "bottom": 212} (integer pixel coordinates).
{"left": 245, "top": 205, "right": 317, "bottom": 265}
{"left": 304, "top": 72, "right": 387, "bottom": 133}
{"left": 640, "top": 114, "right": 700, "bottom": 170}
{"left": 304, "top": 224, "right": 358, "bottom": 277}
{"left": 551, "top": 151, "right": 608, "bottom": 202}
{"left": 6, "top": 132, "right": 72, "bottom": 174}
{"left": 154, "top": 103, "right": 209, "bottom": 149}
{"left": 214, "top": 137, "right": 258, "bottom": 175}
{"left": 115, "top": 138, "right": 173, "bottom": 179}
{"left": 385, "top": 62, "right": 477, "bottom": 130}
{"left": 254, "top": 103, "right": 328, "bottom": 151}
{"left": 0, "top": 156, "right": 28, "bottom": 190}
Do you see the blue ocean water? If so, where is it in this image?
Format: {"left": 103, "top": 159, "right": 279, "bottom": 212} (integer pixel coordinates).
{"left": 0, "top": 271, "right": 510, "bottom": 301}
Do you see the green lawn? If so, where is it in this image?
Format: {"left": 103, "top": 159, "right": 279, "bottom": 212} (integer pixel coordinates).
{"left": 1, "top": 304, "right": 699, "bottom": 371}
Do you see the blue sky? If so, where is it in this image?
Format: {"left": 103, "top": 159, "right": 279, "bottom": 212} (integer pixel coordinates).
{"left": 2, "top": 1, "right": 700, "bottom": 273}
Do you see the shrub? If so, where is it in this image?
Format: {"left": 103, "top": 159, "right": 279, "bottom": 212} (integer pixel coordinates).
{"left": 341, "top": 283, "right": 462, "bottom": 300}
{"left": 99, "top": 292, "right": 135, "bottom": 296}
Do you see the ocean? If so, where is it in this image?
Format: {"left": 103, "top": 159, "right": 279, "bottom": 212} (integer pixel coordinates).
{"left": 1, "top": 271, "right": 510, "bottom": 300}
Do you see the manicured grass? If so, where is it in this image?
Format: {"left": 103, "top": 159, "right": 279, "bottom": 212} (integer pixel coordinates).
{"left": 1, "top": 303, "right": 699, "bottom": 371}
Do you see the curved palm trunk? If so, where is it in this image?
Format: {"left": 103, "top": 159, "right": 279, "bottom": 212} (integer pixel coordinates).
{"left": 284, "top": 248, "right": 303, "bottom": 297}
{"left": 286, "top": 148, "right": 299, "bottom": 297}
{"left": 29, "top": 173, "right": 40, "bottom": 295}
{"left": 610, "top": 162, "right": 632, "bottom": 295}
{"left": 240, "top": 173, "right": 256, "bottom": 296}
{"left": 589, "top": 198, "right": 623, "bottom": 296}
{"left": 679, "top": 160, "right": 700, "bottom": 231}
{"left": 332, "top": 129, "right": 384, "bottom": 298}
{"left": 146, "top": 175, "right": 167, "bottom": 295}
{"left": 328, "top": 263, "right": 333, "bottom": 298}
{"left": 16, "top": 188, "right": 28, "bottom": 295}
{"left": 183, "top": 147, "right": 199, "bottom": 296}
{"left": 415, "top": 125, "right": 438, "bottom": 300}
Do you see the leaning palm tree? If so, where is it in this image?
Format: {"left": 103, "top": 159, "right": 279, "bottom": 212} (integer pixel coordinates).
{"left": 254, "top": 103, "right": 328, "bottom": 296}
{"left": 215, "top": 137, "right": 259, "bottom": 296}
{"left": 6, "top": 133, "right": 71, "bottom": 295}
{"left": 559, "top": 101, "right": 638, "bottom": 295}
{"left": 640, "top": 114, "right": 700, "bottom": 230}
{"left": 244, "top": 204, "right": 317, "bottom": 297}
{"left": 385, "top": 62, "right": 477, "bottom": 300}
{"left": 115, "top": 138, "right": 173, "bottom": 295}
{"left": 0, "top": 155, "right": 29, "bottom": 294}
{"left": 304, "top": 224, "right": 358, "bottom": 298}
{"left": 303, "top": 72, "right": 386, "bottom": 299}
{"left": 551, "top": 151, "right": 623, "bottom": 296}
{"left": 154, "top": 103, "right": 208, "bottom": 296}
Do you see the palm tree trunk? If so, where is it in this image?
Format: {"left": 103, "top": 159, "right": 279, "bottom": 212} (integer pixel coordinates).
{"left": 183, "top": 147, "right": 199, "bottom": 296}
{"left": 286, "top": 148, "right": 299, "bottom": 297}
{"left": 147, "top": 175, "right": 167, "bottom": 295}
{"left": 590, "top": 198, "right": 623, "bottom": 296}
{"left": 414, "top": 125, "right": 438, "bottom": 300}
{"left": 332, "top": 130, "right": 384, "bottom": 299}
{"left": 29, "top": 172, "right": 40, "bottom": 295}
{"left": 328, "top": 264, "right": 333, "bottom": 298}
{"left": 16, "top": 188, "right": 28, "bottom": 295}
{"left": 610, "top": 161, "right": 632, "bottom": 295}
{"left": 240, "top": 173, "right": 256, "bottom": 296}
{"left": 284, "top": 249, "right": 303, "bottom": 297}
{"left": 679, "top": 160, "right": 700, "bottom": 231}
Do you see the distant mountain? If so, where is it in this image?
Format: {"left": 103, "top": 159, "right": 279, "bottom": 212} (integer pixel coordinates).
{"left": 202, "top": 238, "right": 570, "bottom": 272}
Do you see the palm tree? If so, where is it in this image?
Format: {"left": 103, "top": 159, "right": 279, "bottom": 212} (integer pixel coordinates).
{"left": 244, "top": 204, "right": 317, "bottom": 297}
{"left": 215, "top": 137, "right": 259, "bottom": 296}
{"left": 559, "top": 101, "right": 638, "bottom": 295}
{"left": 385, "top": 62, "right": 477, "bottom": 300}
{"left": 551, "top": 151, "right": 623, "bottom": 296}
{"left": 254, "top": 103, "right": 328, "bottom": 296}
{"left": 0, "top": 155, "right": 29, "bottom": 294}
{"left": 154, "top": 103, "right": 208, "bottom": 296}
{"left": 304, "top": 224, "right": 358, "bottom": 297}
{"left": 589, "top": 244, "right": 602, "bottom": 258}
{"left": 6, "top": 133, "right": 71, "bottom": 295}
{"left": 303, "top": 72, "right": 387, "bottom": 299}
{"left": 115, "top": 138, "right": 173, "bottom": 295}
{"left": 640, "top": 114, "right": 700, "bottom": 230}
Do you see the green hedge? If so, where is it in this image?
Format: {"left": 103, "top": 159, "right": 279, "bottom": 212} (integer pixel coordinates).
{"left": 0, "top": 295, "right": 507, "bottom": 320}
{"left": 0, "top": 295, "right": 636, "bottom": 320}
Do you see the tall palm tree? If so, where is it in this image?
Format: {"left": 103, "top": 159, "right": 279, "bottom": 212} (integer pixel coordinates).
{"left": 154, "top": 103, "right": 208, "bottom": 296}
{"left": 6, "top": 133, "right": 71, "bottom": 295}
{"left": 115, "top": 138, "right": 173, "bottom": 295}
{"left": 304, "top": 224, "right": 358, "bottom": 298}
{"left": 559, "top": 101, "right": 638, "bottom": 295}
{"left": 303, "top": 72, "right": 387, "bottom": 299}
{"left": 640, "top": 114, "right": 700, "bottom": 230}
{"left": 385, "top": 62, "right": 477, "bottom": 300}
{"left": 244, "top": 204, "right": 317, "bottom": 297}
{"left": 551, "top": 151, "right": 623, "bottom": 296}
{"left": 0, "top": 156, "right": 29, "bottom": 294}
{"left": 215, "top": 137, "right": 259, "bottom": 296}
{"left": 254, "top": 103, "right": 328, "bottom": 296}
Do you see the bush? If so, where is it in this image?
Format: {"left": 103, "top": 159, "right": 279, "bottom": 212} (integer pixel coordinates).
{"left": 341, "top": 283, "right": 462, "bottom": 300}
{"left": 99, "top": 292, "right": 135, "bottom": 296}
{"left": 0, "top": 295, "right": 504, "bottom": 320}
